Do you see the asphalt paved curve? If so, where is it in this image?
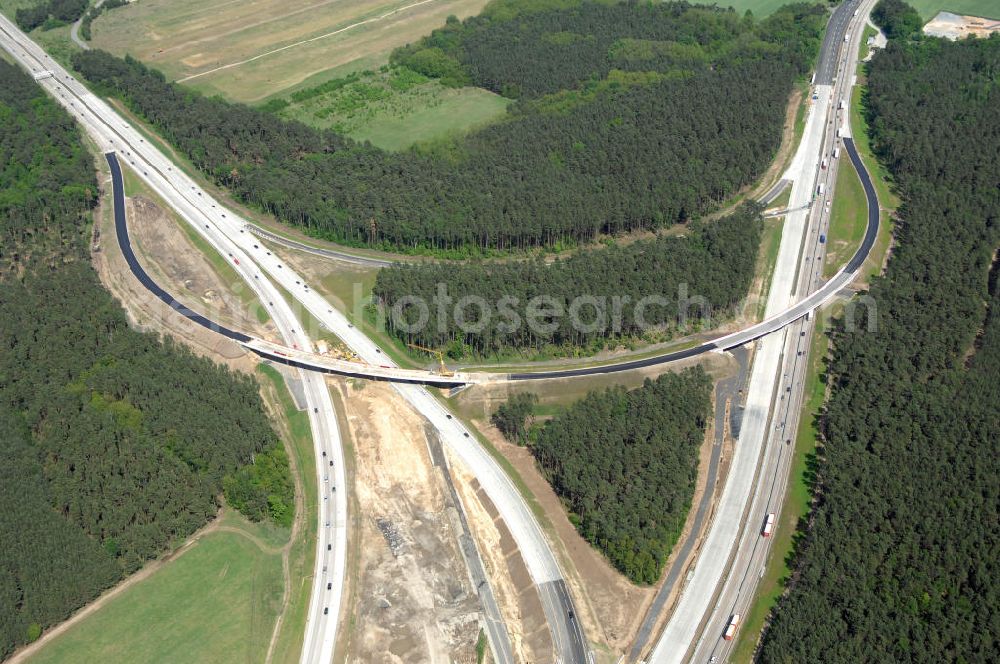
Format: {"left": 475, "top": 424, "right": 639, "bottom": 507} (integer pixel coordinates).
{"left": 13, "top": 22, "right": 550, "bottom": 658}
{"left": 842, "top": 137, "right": 880, "bottom": 272}
{"left": 509, "top": 137, "right": 879, "bottom": 383}
{"left": 105, "top": 151, "right": 251, "bottom": 344}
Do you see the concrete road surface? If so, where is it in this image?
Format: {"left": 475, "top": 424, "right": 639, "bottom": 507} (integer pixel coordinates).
{"left": 0, "top": 19, "right": 581, "bottom": 663}
{"left": 645, "top": 1, "right": 876, "bottom": 661}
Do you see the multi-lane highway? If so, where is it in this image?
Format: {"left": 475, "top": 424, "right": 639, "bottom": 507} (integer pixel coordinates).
{"left": 0, "top": 16, "right": 586, "bottom": 664}
{"left": 646, "top": 1, "right": 879, "bottom": 662}
{"left": 2, "top": 1, "right": 885, "bottom": 661}
{"left": 102, "top": 141, "right": 346, "bottom": 664}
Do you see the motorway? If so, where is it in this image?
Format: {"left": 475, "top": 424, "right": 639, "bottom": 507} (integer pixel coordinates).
{"left": 103, "top": 141, "right": 346, "bottom": 664}
{"left": 628, "top": 347, "right": 750, "bottom": 661}
{"left": 646, "top": 1, "right": 879, "bottom": 662}
{"left": 0, "top": 15, "right": 586, "bottom": 664}
{"left": 2, "top": 1, "right": 882, "bottom": 661}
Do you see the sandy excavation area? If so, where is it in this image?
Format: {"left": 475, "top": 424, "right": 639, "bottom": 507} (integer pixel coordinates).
{"left": 127, "top": 195, "right": 274, "bottom": 338}
{"left": 335, "top": 379, "right": 484, "bottom": 662}
{"left": 923, "top": 11, "right": 1000, "bottom": 40}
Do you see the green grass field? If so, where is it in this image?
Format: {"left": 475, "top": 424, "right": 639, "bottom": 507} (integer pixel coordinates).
{"left": 275, "top": 68, "right": 510, "bottom": 151}
{"left": 26, "top": 523, "right": 285, "bottom": 664}
{"left": 89, "top": 0, "right": 491, "bottom": 103}
{"left": 716, "top": 0, "right": 998, "bottom": 20}
{"left": 712, "top": 0, "right": 805, "bottom": 17}
{"left": 907, "top": 0, "right": 1000, "bottom": 19}
{"left": 755, "top": 217, "right": 785, "bottom": 318}
{"left": 22, "top": 363, "right": 315, "bottom": 664}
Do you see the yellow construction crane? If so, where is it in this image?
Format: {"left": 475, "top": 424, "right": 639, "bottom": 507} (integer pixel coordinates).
{"left": 407, "top": 343, "right": 453, "bottom": 377}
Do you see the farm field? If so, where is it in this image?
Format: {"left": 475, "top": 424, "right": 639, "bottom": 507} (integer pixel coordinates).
{"left": 24, "top": 513, "right": 286, "bottom": 664}
{"left": 89, "top": 0, "right": 492, "bottom": 103}
{"left": 274, "top": 67, "right": 510, "bottom": 150}
{"left": 907, "top": 0, "right": 999, "bottom": 19}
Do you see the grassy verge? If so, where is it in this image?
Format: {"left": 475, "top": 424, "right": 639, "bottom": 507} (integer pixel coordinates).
{"left": 766, "top": 185, "right": 791, "bottom": 211}
{"left": 851, "top": 30, "right": 899, "bottom": 283}
{"left": 256, "top": 364, "right": 318, "bottom": 664}
{"left": 476, "top": 628, "right": 488, "bottom": 664}
{"left": 823, "top": 150, "right": 867, "bottom": 278}
{"left": 754, "top": 217, "right": 785, "bottom": 319}
{"left": 793, "top": 78, "right": 809, "bottom": 151}
{"left": 26, "top": 516, "right": 285, "bottom": 664}
{"left": 457, "top": 337, "right": 703, "bottom": 374}
{"left": 730, "top": 316, "right": 831, "bottom": 662}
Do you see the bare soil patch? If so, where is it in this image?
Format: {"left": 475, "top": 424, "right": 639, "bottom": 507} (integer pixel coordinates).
{"left": 333, "top": 380, "right": 481, "bottom": 662}
{"left": 923, "top": 11, "right": 1000, "bottom": 40}
{"left": 91, "top": 174, "right": 257, "bottom": 372}
{"left": 127, "top": 195, "right": 273, "bottom": 338}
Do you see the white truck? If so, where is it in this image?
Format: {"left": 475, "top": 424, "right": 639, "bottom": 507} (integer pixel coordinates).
{"left": 724, "top": 614, "right": 741, "bottom": 641}
{"left": 762, "top": 513, "right": 776, "bottom": 537}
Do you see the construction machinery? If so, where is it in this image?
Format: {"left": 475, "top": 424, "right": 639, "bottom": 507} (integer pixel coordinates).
{"left": 406, "top": 343, "right": 454, "bottom": 377}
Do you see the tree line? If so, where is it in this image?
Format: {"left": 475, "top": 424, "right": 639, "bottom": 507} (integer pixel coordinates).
{"left": 394, "top": 0, "right": 824, "bottom": 98}
{"left": 15, "top": 0, "right": 87, "bottom": 32}
{"left": 870, "top": 0, "right": 923, "bottom": 40}
{"left": 495, "top": 368, "right": 712, "bottom": 584}
{"left": 0, "top": 61, "right": 289, "bottom": 658}
{"left": 78, "top": 0, "right": 128, "bottom": 42}
{"left": 758, "top": 24, "right": 1000, "bottom": 663}
{"left": 70, "top": 2, "right": 824, "bottom": 253}
{"left": 373, "top": 205, "right": 762, "bottom": 358}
